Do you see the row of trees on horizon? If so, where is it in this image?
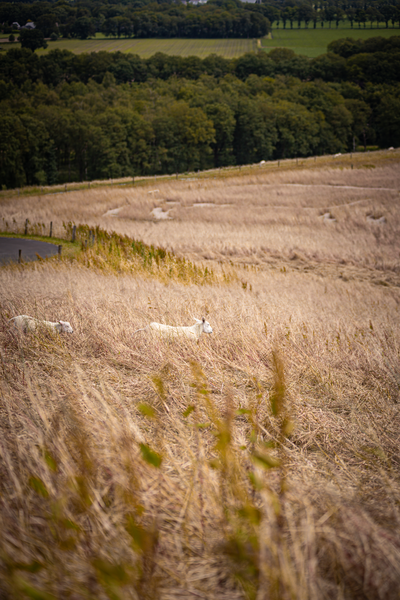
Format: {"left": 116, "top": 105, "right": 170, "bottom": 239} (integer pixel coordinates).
{"left": 1, "top": 36, "right": 399, "bottom": 189}
{"left": 1, "top": 0, "right": 400, "bottom": 44}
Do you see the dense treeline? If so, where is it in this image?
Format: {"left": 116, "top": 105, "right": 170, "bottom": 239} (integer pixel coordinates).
{"left": 1, "top": 0, "right": 400, "bottom": 44}
{"left": 1, "top": 38, "right": 399, "bottom": 188}
{"left": 1, "top": 36, "right": 399, "bottom": 86}
{"left": 0, "top": 0, "right": 271, "bottom": 41}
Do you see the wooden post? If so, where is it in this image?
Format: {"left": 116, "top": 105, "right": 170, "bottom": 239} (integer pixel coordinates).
{"left": 24, "top": 219, "right": 28, "bottom": 235}
{"left": 351, "top": 164, "right": 353, "bottom": 170}
{"left": 58, "top": 245, "right": 62, "bottom": 256}
{"left": 65, "top": 184, "right": 67, "bottom": 191}
{"left": 278, "top": 160, "right": 280, "bottom": 167}
{"left": 84, "top": 240, "right": 88, "bottom": 250}
{"left": 49, "top": 221, "right": 53, "bottom": 238}
{"left": 18, "top": 249, "right": 22, "bottom": 264}
{"left": 72, "top": 225, "right": 76, "bottom": 242}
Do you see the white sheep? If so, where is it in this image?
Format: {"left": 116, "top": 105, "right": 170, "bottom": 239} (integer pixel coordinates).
{"left": 133, "top": 317, "right": 212, "bottom": 341}
{"left": 9, "top": 315, "right": 73, "bottom": 334}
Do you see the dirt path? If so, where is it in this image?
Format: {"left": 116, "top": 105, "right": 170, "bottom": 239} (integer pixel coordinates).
{"left": 0, "top": 237, "right": 59, "bottom": 264}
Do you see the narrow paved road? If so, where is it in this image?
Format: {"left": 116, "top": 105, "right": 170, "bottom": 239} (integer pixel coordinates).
{"left": 0, "top": 238, "right": 59, "bottom": 264}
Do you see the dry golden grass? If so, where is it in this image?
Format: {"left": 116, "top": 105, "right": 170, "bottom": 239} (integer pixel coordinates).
{"left": 1, "top": 152, "right": 400, "bottom": 599}
{"left": 1, "top": 151, "right": 399, "bottom": 275}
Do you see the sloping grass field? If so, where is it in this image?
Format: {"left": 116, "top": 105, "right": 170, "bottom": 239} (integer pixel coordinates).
{"left": 1, "top": 150, "right": 400, "bottom": 599}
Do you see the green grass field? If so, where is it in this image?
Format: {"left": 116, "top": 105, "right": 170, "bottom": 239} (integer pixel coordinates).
{"left": 32, "top": 37, "right": 256, "bottom": 58}
{"left": 263, "top": 21, "right": 400, "bottom": 57}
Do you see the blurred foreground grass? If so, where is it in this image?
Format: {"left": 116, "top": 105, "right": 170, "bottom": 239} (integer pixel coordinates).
{"left": 1, "top": 160, "right": 400, "bottom": 599}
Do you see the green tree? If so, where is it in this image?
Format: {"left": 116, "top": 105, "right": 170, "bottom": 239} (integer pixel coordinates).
{"left": 283, "top": 7, "right": 296, "bottom": 29}
{"left": 347, "top": 8, "right": 356, "bottom": 28}
{"left": 19, "top": 29, "right": 48, "bottom": 52}
{"left": 35, "top": 13, "right": 59, "bottom": 37}
{"left": 127, "top": 112, "right": 154, "bottom": 175}
{"left": 375, "top": 94, "right": 400, "bottom": 148}
{"left": 0, "top": 112, "right": 26, "bottom": 188}
{"left": 153, "top": 101, "right": 215, "bottom": 173}
{"left": 233, "top": 97, "right": 277, "bottom": 164}
{"left": 334, "top": 7, "right": 344, "bottom": 28}
{"left": 205, "top": 102, "right": 235, "bottom": 167}
{"left": 268, "top": 47, "right": 296, "bottom": 63}
{"left": 273, "top": 100, "right": 320, "bottom": 158}
{"left": 95, "top": 109, "right": 132, "bottom": 178}
{"left": 344, "top": 98, "right": 371, "bottom": 150}
{"left": 73, "top": 16, "right": 95, "bottom": 39}
{"left": 19, "top": 113, "right": 51, "bottom": 185}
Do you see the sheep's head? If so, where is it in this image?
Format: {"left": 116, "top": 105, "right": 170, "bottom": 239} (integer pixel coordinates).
{"left": 195, "top": 317, "right": 213, "bottom": 334}
{"left": 59, "top": 321, "right": 74, "bottom": 333}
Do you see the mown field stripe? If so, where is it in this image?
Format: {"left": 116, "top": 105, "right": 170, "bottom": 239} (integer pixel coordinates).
{"left": 31, "top": 38, "right": 255, "bottom": 58}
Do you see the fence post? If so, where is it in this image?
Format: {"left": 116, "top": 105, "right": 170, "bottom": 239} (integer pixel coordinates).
{"left": 58, "top": 245, "right": 62, "bottom": 257}
{"left": 24, "top": 219, "right": 28, "bottom": 235}
{"left": 72, "top": 225, "right": 76, "bottom": 242}
{"left": 18, "top": 249, "right": 22, "bottom": 264}
{"left": 49, "top": 221, "right": 53, "bottom": 238}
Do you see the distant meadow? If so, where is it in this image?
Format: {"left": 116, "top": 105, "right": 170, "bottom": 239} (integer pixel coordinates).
{"left": 0, "top": 21, "right": 398, "bottom": 58}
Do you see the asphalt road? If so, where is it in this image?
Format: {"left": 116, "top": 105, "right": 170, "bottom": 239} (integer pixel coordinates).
{"left": 0, "top": 237, "right": 59, "bottom": 264}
